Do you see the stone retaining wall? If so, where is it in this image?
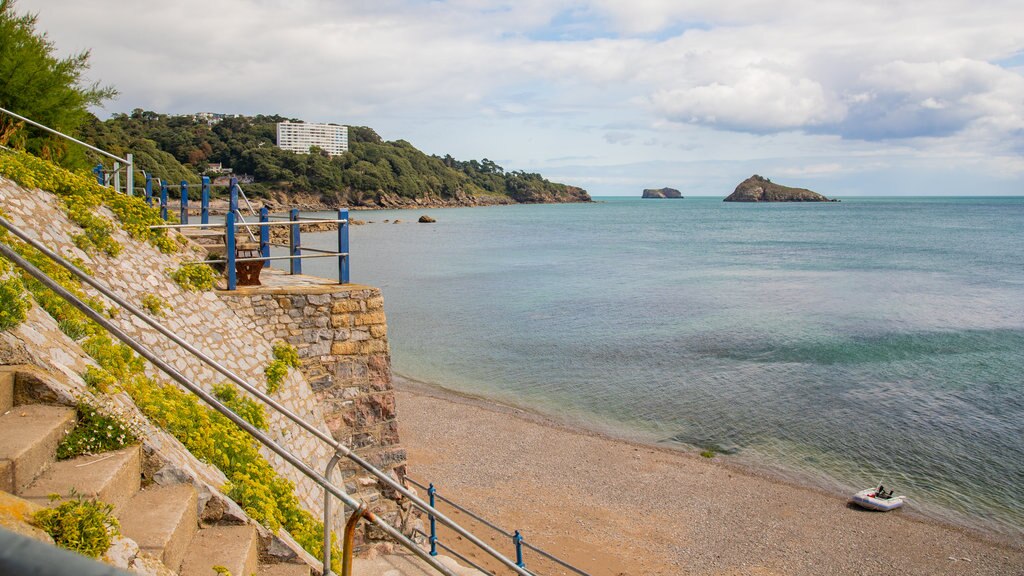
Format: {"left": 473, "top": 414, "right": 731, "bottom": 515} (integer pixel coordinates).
{"left": 220, "top": 281, "right": 407, "bottom": 528}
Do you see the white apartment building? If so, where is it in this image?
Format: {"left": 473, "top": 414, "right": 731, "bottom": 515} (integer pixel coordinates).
{"left": 276, "top": 122, "right": 350, "bottom": 156}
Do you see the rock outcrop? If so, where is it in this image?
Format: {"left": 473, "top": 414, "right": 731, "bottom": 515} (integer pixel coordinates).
{"left": 642, "top": 188, "right": 683, "bottom": 199}
{"left": 724, "top": 175, "right": 835, "bottom": 202}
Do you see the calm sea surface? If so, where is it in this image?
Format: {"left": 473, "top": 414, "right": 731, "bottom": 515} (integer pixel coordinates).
{"left": 296, "top": 196, "right": 1024, "bottom": 539}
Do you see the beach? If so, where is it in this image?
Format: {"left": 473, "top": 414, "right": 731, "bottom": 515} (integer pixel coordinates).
{"left": 395, "top": 379, "right": 1024, "bottom": 576}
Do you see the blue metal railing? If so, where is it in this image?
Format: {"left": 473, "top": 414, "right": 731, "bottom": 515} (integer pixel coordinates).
{"left": 406, "top": 477, "right": 592, "bottom": 576}
{"left": 150, "top": 210, "right": 350, "bottom": 290}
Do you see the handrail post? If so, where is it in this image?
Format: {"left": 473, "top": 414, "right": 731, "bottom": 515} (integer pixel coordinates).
{"left": 159, "top": 181, "right": 168, "bottom": 221}
{"left": 179, "top": 181, "right": 189, "bottom": 225}
{"left": 144, "top": 173, "right": 153, "bottom": 206}
{"left": 201, "top": 176, "right": 210, "bottom": 226}
{"left": 289, "top": 208, "right": 301, "bottom": 275}
{"left": 92, "top": 164, "right": 103, "bottom": 186}
{"left": 428, "top": 484, "right": 438, "bottom": 557}
{"left": 259, "top": 207, "right": 270, "bottom": 267}
{"left": 126, "top": 153, "right": 134, "bottom": 196}
{"left": 226, "top": 211, "right": 237, "bottom": 290}
{"left": 324, "top": 452, "right": 343, "bottom": 576}
{"left": 229, "top": 177, "right": 239, "bottom": 215}
{"left": 513, "top": 530, "right": 525, "bottom": 568}
{"left": 338, "top": 208, "right": 349, "bottom": 284}
{"left": 113, "top": 161, "right": 121, "bottom": 193}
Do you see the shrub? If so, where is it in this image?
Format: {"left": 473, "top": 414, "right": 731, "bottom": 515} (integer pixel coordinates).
{"left": 0, "top": 149, "right": 176, "bottom": 255}
{"left": 33, "top": 493, "right": 120, "bottom": 558}
{"left": 213, "top": 382, "right": 268, "bottom": 431}
{"left": 265, "top": 343, "right": 300, "bottom": 394}
{"left": 141, "top": 293, "right": 169, "bottom": 317}
{"left": 168, "top": 264, "right": 216, "bottom": 291}
{"left": 57, "top": 403, "right": 137, "bottom": 459}
{"left": 0, "top": 272, "right": 29, "bottom": 331}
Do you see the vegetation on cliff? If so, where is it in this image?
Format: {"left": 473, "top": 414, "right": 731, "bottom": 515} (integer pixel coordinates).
{"left": 80, "top": 111, "right": 590, "bottom": 207}
{"left": 724, "top": 175, "right": 834, "bottom": 202}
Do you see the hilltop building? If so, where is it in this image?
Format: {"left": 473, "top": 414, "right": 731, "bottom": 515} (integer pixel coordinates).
{"left": 276, "top": 122, "right": 349, "bottom": 156}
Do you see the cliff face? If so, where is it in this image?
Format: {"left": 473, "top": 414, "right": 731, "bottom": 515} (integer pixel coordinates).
{"left": 725, "top": 175, "right": 833, "bottom": 202}
{"left": 642, "top": 188, "right": 683, "bottom": 198}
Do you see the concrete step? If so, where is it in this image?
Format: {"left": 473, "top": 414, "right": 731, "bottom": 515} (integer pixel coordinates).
{"left": 258, "top": 562, "right": 311, "bottom": 576}
{"left": 20, "top": 445, "right": 141, "bottom": 512}
{"left": 118, "top": 483, "right": 198, "bottom": 572}
{"left": 179, "top": 524, "right": 259, "bottom": 576}
{"left": 0, "top": 369, "right": 13, "bottom": 414}
{"left": 0, "top": 404, "right": 76, "bottom": 493}
{"left": 181, "top": 229, "right": 226, "bottom": 239}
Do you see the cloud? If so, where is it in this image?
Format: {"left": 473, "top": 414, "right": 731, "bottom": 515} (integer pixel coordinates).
{"left": 17, "top": 0, "right": 1024, "bottom": 193}
{"left": 649, "top": 69, "right": 844, "bottom": 132}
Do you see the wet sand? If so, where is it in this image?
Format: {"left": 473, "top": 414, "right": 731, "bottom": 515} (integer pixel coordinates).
{"left": 395, "top": 379, "right": 1024, "bottom": 576}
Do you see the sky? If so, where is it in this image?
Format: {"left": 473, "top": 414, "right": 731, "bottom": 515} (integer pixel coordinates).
{"left": 21, "top": 0, "right": 1024, "bottom": 196}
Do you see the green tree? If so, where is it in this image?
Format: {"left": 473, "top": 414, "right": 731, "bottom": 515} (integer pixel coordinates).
{"left": 0, "top": 0, "right": 116, "bottom": 165}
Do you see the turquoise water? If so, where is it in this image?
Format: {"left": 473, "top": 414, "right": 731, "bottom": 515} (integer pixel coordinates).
{"left": 298, "top": 197, "right": 1024, "bottom": 540}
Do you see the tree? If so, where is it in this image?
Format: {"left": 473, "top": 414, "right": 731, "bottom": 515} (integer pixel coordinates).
{"left": 0, "top": 0, "right": 116, "bottom": 164}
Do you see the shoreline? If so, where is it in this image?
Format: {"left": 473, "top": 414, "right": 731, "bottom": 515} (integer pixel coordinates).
{"left": 394, "top": 375, "right": 1023, "bottom": 575}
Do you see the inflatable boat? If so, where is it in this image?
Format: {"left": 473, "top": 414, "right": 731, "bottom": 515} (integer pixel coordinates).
{"left": 851, "top": 486, "right": 905, "bottom": 511}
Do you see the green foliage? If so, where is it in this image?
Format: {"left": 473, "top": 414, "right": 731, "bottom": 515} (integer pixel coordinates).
{"left": 84, "top": 112, "right": 587, "bottom": 206}
{"left": 141, "top": 293, "right": 169, "bottom": 317}
{"left": 0, "top": 149, "right": 177, "bottom": 255}
{"left": 82, "top": 334, "right": 339, "bottom": 571}
{"left": 0, "top": 0, "right": 116, "bottom": 167}
{"left": 0, "top": 259, "right": 29, "bottom": 330}
{"left": 168, "top": 264, "right": 216, "bottom": 291}
{"left": 57, "top": 402, "right": 137, "bottom": 459}
{"left": 264, "top": 343, "right": 300, "bottom": 394}
{"left": 82, "top": 365, "right": 117, "bottom": 393}
{"left": 700, "top": 449, "right": 716, "bottom": 459}
{"left": 33, "top": 492, "right": 120, "bottom": 558}
{"left": 213, "top": 382, "right": 268, "bottom": 431}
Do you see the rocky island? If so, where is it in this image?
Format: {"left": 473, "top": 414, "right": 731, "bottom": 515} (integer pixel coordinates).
{"left": 724, "top": 175, "right": 836, "bottom": 202}
{"left": 642, "top": 187, "right": 683, "bottom": 198}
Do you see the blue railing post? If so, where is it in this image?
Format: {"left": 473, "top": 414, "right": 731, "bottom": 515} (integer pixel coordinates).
{"left": 201, "top": 176, "right": 210, "bottom": 226}
{"left": 179, "top": 181, "right": 189, "bottom": 225}
{"left": 159, "top": 181, "right": 168, "bottom": 221}
{"left": 92, "top": 164, "right": 103, "bottom": 186}
{"left": 259, "top": 207, "right": 270, "bottom": 267}
{"left": 338, "top": 208, "right": 349, "bottom": 284}
{"left": 513, "top": 530, "right": 525, "bottom": 568}
{"left": 228, "top": 177, "right": 239, "bottom": 215}
{"left": 226, "top": 211, "right": 236, "bottom": 291}
{"left": 144, "top": 173, "right": 153, "bottom": 206}
{"left": 289, "top": 208, "right": 301, "bottom": 275}
{"left": 427, "top": 484, "right": 438, "bottom": 557}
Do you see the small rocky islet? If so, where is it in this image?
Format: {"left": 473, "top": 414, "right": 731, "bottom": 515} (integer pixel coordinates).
{"left": 724, "top": 175, "right": 837, "bottom": 202}
{"left": 642, "top": 187, "right": 683, "bottom": 198}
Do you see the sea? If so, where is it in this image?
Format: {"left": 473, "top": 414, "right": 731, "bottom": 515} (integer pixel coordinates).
{"left": 293, "top": 196, "right": 1024, "bottom": 542}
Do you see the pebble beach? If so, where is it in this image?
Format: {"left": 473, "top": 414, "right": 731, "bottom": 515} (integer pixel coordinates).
{"left": 396, "top": 379, "right": 1024, "bottom": 576}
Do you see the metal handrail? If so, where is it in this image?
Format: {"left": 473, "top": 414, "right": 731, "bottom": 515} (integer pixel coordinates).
{"left": 406, "top": 477, "right": 590, "bottom": 576}
{"left": 0, "top": 216, "right": 532, "bottom": 576}
{"left": 0, "top": 219, "right": 455, "bottom": 576}
{"left": 0, "top": 107, "right": 133, "bottom": 196}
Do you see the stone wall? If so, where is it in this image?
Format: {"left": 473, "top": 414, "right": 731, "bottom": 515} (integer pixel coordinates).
{"left": 219, "top": 281, "right": 407, "bottom": 528}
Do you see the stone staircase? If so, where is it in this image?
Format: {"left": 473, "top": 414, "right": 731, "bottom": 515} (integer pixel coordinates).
{"left": 0, "top": 368, "right": 309, "bottom": 576}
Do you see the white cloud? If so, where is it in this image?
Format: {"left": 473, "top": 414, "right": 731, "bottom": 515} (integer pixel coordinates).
{"left": 16, "top": 0, "right": 1024, "bottom": 194}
